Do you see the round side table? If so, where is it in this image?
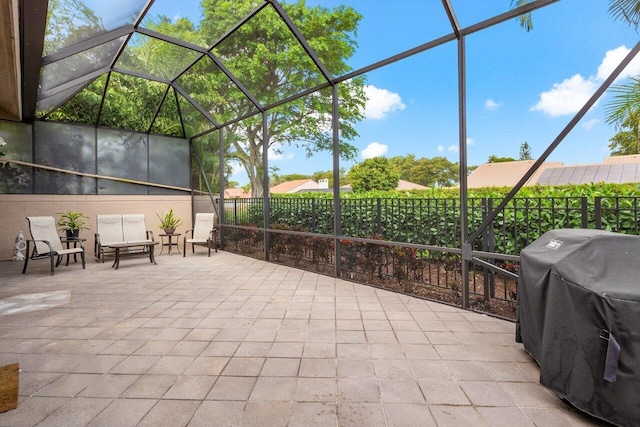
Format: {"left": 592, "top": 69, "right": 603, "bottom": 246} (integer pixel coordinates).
{"left": 159, "top": 233, "right": 181, "bottom": 255}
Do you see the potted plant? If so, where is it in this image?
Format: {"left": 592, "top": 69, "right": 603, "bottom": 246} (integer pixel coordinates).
{"left": 57, "top": 210, "right": 90, "bottom": 238}
{"left": 156, "top": 209, "right": 183, "bottom": 234}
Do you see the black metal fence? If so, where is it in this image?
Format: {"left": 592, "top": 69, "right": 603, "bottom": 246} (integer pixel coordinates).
{"left": 222, "top": 196, "right": 640, "bottom": 253}
{"left": 218, "top": 196, "right": 640, "bottom": 319}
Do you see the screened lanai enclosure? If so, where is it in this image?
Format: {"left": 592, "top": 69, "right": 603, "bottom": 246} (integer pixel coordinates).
{"left": 1, "top": 0, "right": 640, "bottom": 318}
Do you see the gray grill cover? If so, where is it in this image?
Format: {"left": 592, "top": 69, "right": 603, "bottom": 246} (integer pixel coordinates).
{"left": 516, "top": 229, "right": 640, "bottom": 426}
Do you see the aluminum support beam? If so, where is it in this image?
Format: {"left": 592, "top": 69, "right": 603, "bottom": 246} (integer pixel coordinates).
{"left": 262, "top": 113, "right": 271, "bottom": 261}
{"left": 332, "top": 84, "right": 342, "bottom": 278}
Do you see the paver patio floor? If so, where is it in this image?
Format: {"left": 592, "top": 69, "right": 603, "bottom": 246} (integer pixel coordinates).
{"left": 0, "top": 251, "right": 603, "bottom": 426}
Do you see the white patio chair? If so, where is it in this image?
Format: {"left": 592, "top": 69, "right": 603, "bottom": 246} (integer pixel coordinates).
{"left": 183, "top": 213, "right": 218, "bottom": 257}
{"left": 95, "top": 215, "right": 123, "bottom": 262}
{"left": 23, "top": 216, "right": 85, "bottom": 275}
{"left": 122, "top": 214, "right": 154, "bottom": 244}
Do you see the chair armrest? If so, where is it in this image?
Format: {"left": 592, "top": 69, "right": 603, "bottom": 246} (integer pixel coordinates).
{"left": 184, "top": 229, "right": 194, "bottom": 239}
{"left": 146, "top": 230, "right": 154, "bottom": 241}
{"left": 29, "top": 239, "right": 54, "bottom": 255}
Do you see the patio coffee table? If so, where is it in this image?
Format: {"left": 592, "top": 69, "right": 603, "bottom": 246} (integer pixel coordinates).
{"left": 108, "top": 241, "right": 159, "bottom": 270}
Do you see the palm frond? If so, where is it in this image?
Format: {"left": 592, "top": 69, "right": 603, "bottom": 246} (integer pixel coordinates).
{"left": 511, "top": 0, "right": 535, "bottom": 31}
{"left": 608, "top": 0, "right": 640, "bottom": 30}
{"left": 605, "top": 77, "right": 640, "bottom": 127}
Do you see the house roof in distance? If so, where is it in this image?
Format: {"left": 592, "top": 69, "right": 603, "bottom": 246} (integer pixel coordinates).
{"left": 604, "top": 154, "right": 640, "bottom": 164}
{"left": 469, "top": 155, "right": 640, "bottom": 188}
{"left": 536, "top": 162, "right": 640, "bottom": 185}
{"left": 467, "top": 160, "right": 564, "bottom": 188}
{"left": 270, "top": 179, "right": 316, "bottom": 194}
{"left": 224, "top": 188, "right": 251, "bottom": 198}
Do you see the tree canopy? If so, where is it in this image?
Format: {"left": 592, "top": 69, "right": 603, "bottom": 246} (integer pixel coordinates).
{"left": 487, "top": 155, "right": 516, "bottom": 163}
{"left": 606, "top": 76, "right": 640, "bottom": 155}
{"left": 42, "top": 0, "right": 367, "bottom": 198}
{"left": 348, "top": 157, "right": 400, "bottom": 192}
{"left": 388, "top": 155, "right": 458, "bottom": 187}
{"left": 519, "top": 142, "right": 533, "bottom": 160}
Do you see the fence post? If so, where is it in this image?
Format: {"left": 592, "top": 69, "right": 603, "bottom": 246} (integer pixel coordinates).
{"left": 233, "top": 199, "right": 238, "bottom": 225}
{"left": 594, "top": 197, "right": 602, "bottom": 229}
{"left": 581, "top": 197, "right": 588, "bottom": 228}
{"left": 377, "top": 199, "right": 382, "bottom": 236}
{"left": 481, "top": 199, "right": 490, "bottom": 301}
{"left": 312, "top": 198, "right": 317, "bottom": 233}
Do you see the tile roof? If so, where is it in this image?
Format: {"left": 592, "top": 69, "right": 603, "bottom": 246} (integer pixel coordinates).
{"left": 537, "top": 163, "right": 640, "bottom": 185}
{"left": 467, "top": 160, "right": 564, "bottom": 188}
{"left": 396, "top": 179, "right": 429, "bottom": 190}
{"left": 270, "top": 179, "right": 315, "bottom": 194}
{"left": 603, "top": 154, "right": 640, "bottom": 164}
{"left": 224, "top": 188, "right": 251, "bottom": 198}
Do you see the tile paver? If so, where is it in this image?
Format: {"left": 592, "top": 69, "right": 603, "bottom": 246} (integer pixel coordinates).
{"left": 0, "top": 253, "right": 601, "bottom": 426}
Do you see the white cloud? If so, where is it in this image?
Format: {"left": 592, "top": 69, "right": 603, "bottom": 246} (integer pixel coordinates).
{"left": 467, "top": 138, "right": 475, "bottom": 145}
{"left": 437, "top": 145, "right": 444, "bottom": 153}
{"left": 448, "top": 145, "right": 458, "bottom": 153}
{"left": 596, "top": 45, "right": 640, "bottom": 81}
{"left": 484, "top": 99, "right": 503, "bottom": 111}
{"left": 361, "top": 142, "right": 388, "bottom": 159}
{"left": 364, "top": 85, "right": 405, "bottom": 119}
{"left": 531, "top": 74, "right": 598, "bottom": 117}
{"left": 532, "top": 45, "right": 640, "bottom": 117}
{"left": 582, "top": 118, "right": 599, "bottom": 131}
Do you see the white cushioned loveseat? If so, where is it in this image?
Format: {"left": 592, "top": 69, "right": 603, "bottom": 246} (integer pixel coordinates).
{"left": 94, "top": 214, "right": 154, "bottom": 262}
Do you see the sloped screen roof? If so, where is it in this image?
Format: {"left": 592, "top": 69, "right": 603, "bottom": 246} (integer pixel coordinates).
{"left": 36, "top": 0, "right": 338, "bottom": 138}
{"left": 33, "top": 0, "right": 567, "bottom": 141}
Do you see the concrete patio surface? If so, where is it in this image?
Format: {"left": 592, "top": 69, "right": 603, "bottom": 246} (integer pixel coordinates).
{"left": 0, "top": 250, "right": 604, "bottom": 426}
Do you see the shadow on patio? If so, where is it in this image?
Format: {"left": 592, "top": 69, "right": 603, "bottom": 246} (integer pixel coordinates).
{"left": 0, "top": 251, "right": 602, "bottom": 426}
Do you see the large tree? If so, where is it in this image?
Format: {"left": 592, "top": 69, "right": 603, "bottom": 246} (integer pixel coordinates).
{"left": 348, "top": 157, "right": 400, "bottom": 192}
{"left": 388, "top": 155, "right": 458, "bottom": 187}
{"left": 43, "top": 1, "right": 366, "bottom": 198}
{"left": 197, "top": 0, "right": 365, "bottom": 197}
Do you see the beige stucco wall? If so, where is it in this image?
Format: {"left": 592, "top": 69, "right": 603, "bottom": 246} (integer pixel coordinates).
{"left": 0, "top": 194, "right": 193, "bottom": 261}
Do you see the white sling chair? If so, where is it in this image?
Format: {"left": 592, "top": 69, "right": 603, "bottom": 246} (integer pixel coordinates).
{"left": 23, "top": 216, "right": 86, "bottom": 275}
{"left": 183, "top": 213, "right": 218, "bottom": 257}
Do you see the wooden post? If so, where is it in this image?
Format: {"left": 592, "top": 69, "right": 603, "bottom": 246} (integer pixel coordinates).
{"left": 0, "top": 363, "right": 19, "bottom": 413}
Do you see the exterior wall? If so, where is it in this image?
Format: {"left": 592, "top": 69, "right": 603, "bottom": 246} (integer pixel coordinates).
{"left": 0, "top": 194, "right": 192, "bottom": 261}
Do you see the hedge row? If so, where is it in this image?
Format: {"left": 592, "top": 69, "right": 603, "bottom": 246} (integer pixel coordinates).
{"left": 223, "top": 183, "right": 640, "bottom": 255}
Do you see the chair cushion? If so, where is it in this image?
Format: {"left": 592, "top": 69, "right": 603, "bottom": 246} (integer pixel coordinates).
{"left": 186, "top": 238, "right": 208, "bottom": 244}
{"left": 122, "top": 214, "right": 148, "bottom": 243}
{"left": 57, "top": 248, "right": 84, "bottom": 256}
{"left": 192, "top": 213, "right": 215, "bottom": 240}
{"left": 27, "top": 216, "right": 63, "bottom": 254}
{"left": 97, "top": 215, "right": 124, "bottom": 246}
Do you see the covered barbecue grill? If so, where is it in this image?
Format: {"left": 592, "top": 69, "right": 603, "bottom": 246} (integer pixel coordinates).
{"left": 516, "top": 229, "right": 640, "bottom": 426}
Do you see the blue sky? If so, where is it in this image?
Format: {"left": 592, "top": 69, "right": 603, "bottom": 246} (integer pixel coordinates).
{"left": 150, "top": 0, "right": 640, "bottom": 185}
